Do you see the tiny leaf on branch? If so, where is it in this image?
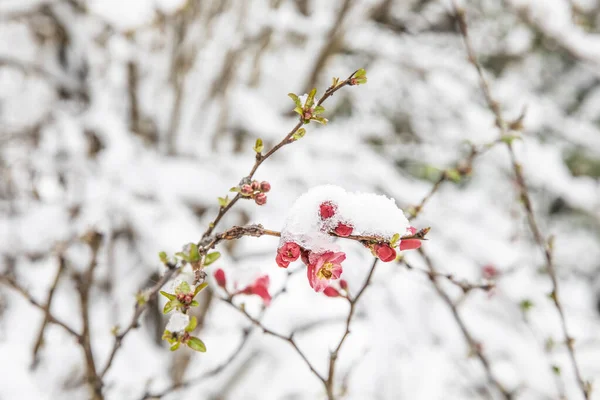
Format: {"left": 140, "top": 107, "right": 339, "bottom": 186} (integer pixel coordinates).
{"left": 254, "top": 138, "right": 264, "bottom": 153}
{"left": 187, "top": 337, "right": 207, "bottom": 352}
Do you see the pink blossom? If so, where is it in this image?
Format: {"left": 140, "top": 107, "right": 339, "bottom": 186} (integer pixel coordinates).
{"left": 307, "top": 251, "right": 345, "bottom": 292}
{"left": 275, "top": 253, "right": 290, "bottom": 268}
{"left": 374, "top": 244, "right": 396, "bottom": 262}
{"left": 319, "top": 202, "right": 336, "bottom": 219}
{"left": 279, "top": 242, "right": 301, "bottom": 263}
{"left": 323, "top": 286, "right": 341, "bottom": 297}
{"left": 239, "top": 275, "right": 271, "bottom": 305}
{"left": 339, "top": 279, "right": 348, "bottom": 290}
{"left": 334, "top": 222, "right": 353, "bottom": 237}
{"left": 214, "top": 268, "right": 227, "bottom": 288}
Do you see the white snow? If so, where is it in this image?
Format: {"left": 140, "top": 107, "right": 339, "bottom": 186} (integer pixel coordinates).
{"left": 165, "top": 312, "right": 189, "bottom": 333}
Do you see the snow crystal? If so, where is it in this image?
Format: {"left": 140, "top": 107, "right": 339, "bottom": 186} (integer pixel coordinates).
{"left": 280, "top": 185, "right": 410, "bottom": 253}
{"left": 165, "top": 312, "right": 189, "bottom": 333}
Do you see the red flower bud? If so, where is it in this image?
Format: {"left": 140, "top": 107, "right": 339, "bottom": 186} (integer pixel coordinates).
{"left": 241, "top": 184, "right": 253, "bottom": 195}
{"left": 482, "top": 264, "right": 498, "bottom": 280}
{"left": 339, "top": 279, "right": 348, "bottom": 290}
{"left": 323, "top": 286, "right": 340, "bottom": 298}
{"left": 279, "top": 242, "right": 301, "bottom": 263}
{"left": 334, "top": 223, "right": 353, "bottom": 237}
{"left": 184, "top": 294, "right": 193, "bottom": 304}
{"left": 251, "top": 180, "right": 260, "bottom": 191}
{"left": 255, "top": 193, "right": 267, "bottom": 205}
{"left": 214, "top": 268, "right": 227, "bottom": 288}
{"left": 319, "top": 202, "right": 336, "bottom": 219}
{"left": 374, "top": 243, "right": 396, "bottom": 262}
{"left": 260, "top": 181, "right": 271, "bottom": 193}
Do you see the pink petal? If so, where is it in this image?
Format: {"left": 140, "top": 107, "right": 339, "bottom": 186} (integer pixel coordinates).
{"left": 399, "top": 239, "right": 421, "bottom": 251}
{"left": 252, "top": 286, "right": 271, "bottom": 306}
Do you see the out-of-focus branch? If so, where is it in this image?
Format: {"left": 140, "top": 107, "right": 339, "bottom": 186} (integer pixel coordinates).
{"left": 0, "top": 274, "right": 80, "bottom": 338}
{"left": 221, "top": 297, "right": 328, "bottom": 387}
{"left": 451, "top": 2, "right": 590, "bottom": 398}
{"left": 325, "top": 258, "right": 378, "bottom": 400}
{"left": 75, "top": 231, "right": 103, "bottom": 400}
{"left": 415, "top": 248, "right": 513, "bottom": 399}
{"left": 31, "top": 253, "right": 67, "bottom": 368}
{"left": 200, "top": 69, "right": 365, "bottom": 240}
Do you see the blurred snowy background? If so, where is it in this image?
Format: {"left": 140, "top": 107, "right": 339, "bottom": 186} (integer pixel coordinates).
{"left": 1, "top": 0, "right": 600, "bottom": 399}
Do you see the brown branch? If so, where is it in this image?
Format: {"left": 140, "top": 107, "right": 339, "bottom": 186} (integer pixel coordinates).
{"left": 200, "top": 70, "right": 365, "bottom": 240}
{"left": 415, "top": 248, "right": 513, "bottom": 399}
{"left": 220, "top": 297, "right": 327, "bottom": 387}
{"left": 75, "top": 232, "right": 104, "bottom": 400}
{"left": 0, "top": 274, "right": 80, "bottom": 338}
{"left": 325, "top": 258, "right": 378, "bottom": 400}
{"left": 31, "top": 253, "right": 67, "bottom": 368}
{"left": 451, "top": 2, "right": 590, "bottom": 398}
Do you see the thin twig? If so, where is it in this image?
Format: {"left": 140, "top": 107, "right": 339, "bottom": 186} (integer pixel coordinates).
{"left": 221, "top": 297, "right": 327, "bottom": 387}
{"left": 325, "top": 258, "right": 378, "bottom": 400}
{"left": 401, "top": 259, "right": 495, "bottom": 293}
{"left": 415, "top": 248, "right": 513, "bottom": 399}
{"left": 451, "top": 2, "right": 589, "bottom": 398}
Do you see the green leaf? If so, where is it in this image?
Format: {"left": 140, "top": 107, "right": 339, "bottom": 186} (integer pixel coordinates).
{"left": 292, "top": 128, "right": 306, "bottom": 140}
{"left": 312, "top": 116, "right": 328, "bottom": 125}
{"left": 218, "top": 196, "right": 230, "bottom": 207}
{"left": 306, "top": 88, "right": 317, "bottom": 107}
{"left": 293, "top": 106, "right": 303, "bottom": 116}
{"left": 314, "top": 105, "right": 325, "bottom": 115}
{"left": 163, "top": 300, "right": 177, "bottom": 314}
{"left": 170, "top": 342, "right": 181, "bottom": 351}
{"left": 186, "top": 316, "right": 198, "bottom": 332}
{"left": 390, "top": 233, "right": 400, "bottom": 247}
{"left": 230, "top": 186, "right": 241, "bottom": 193}
{"left": 204, "top": 252, "right": 221, "bottom": 266}
{"left": 194, "top": 282, "right": 208, "bottom": 297}
{"left": 188, "top": 243, "right": 200, "bottom": 262}
{"left": 354, "top": 68, "right": 366, "bottom": 78}
{"left": 175, "top": 252, "right": 190, "bottom": 262}
{"left": 187, "top": 337, "right": 207, "bottom": 352}
{"left": 190, "top": 300, "right": 199, "bottom": 307}
{"left": 288, "top": 93, "right": 302, "bottom": 107}
{"left": 175, "top": 281, "right": 191, "bottom": 295}
{"left": 160, "top": 291, "right": 176, "bottom": 301}
{"left": 551, "top": 365, "right": 561, "bottom": 375}
{"left": 254, "top": 138, "right": 264, "bottom": 153}
{"left": 355, "top": 77, "right": 367, "bottom": 85}
{"left": 158, "top": 251, "right": 168, "bottom": 263}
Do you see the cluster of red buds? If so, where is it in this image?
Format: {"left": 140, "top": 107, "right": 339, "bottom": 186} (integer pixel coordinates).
{"left": 240, "top": 180, "right": 271, "bottom": 205}
{"left": 176, "top": 292, "right": 194, "bottom": 305}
